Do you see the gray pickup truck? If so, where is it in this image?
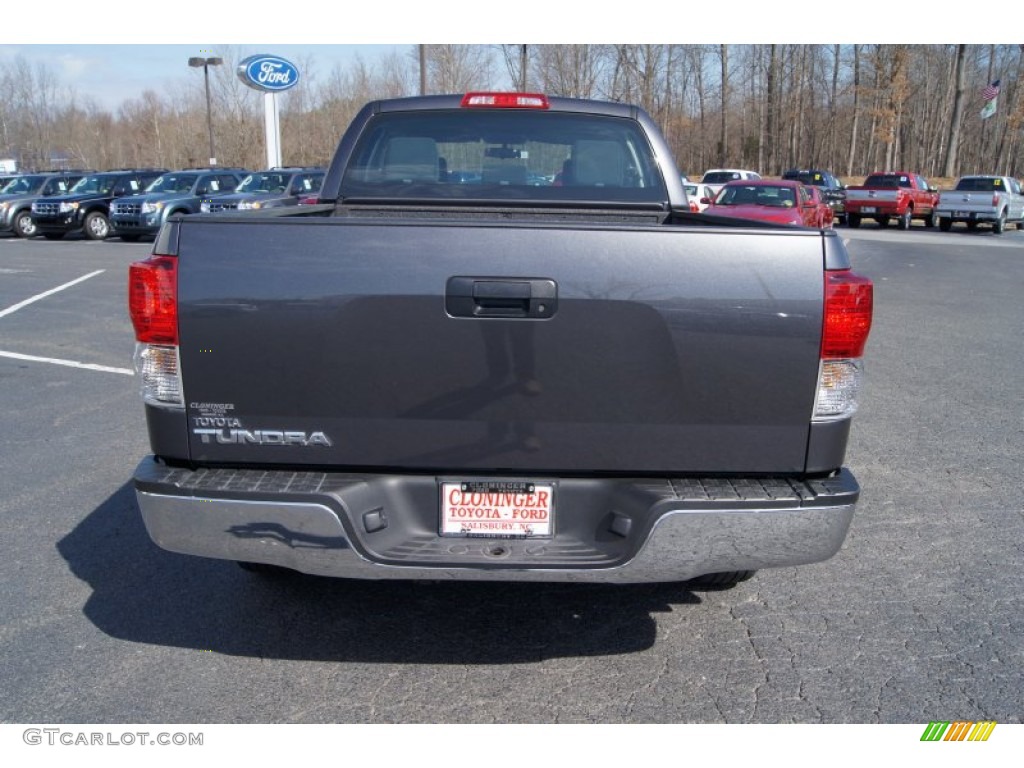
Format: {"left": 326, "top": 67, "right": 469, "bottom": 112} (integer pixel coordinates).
{"left": 129, "top": 92, "right": 873, "bottom": 587}
{"left": 935, "top": 175, "right": 1024, "bottom": 233}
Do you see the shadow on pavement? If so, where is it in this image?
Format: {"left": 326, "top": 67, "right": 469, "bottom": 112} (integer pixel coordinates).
{"left": 58, "top": 482, "right": 702, "bottom": 663}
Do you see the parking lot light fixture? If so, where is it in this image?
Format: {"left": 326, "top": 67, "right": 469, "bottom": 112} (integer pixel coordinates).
{"left": 188, "top": 56, "right": 224, "bottom": 166}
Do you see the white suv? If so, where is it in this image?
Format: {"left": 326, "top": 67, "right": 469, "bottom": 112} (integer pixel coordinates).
{"left": 700, "top": 168, "right": 761, "bottom": 198}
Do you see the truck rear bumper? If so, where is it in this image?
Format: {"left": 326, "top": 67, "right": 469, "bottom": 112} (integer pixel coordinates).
{"left": 846, "top": 204, "right": 901, "bottom": 216}
{"left": 935, "top": 209, "right": 1000, "bottom": 222}
{"left": 133, "top": 459, "right": 858, "bottom": 584}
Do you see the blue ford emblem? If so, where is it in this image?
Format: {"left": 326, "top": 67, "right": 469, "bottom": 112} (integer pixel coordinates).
{"left": 237, "top": 54, "right": 300, "bottom": 93}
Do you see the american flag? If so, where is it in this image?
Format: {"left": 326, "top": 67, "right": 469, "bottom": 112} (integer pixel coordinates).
{"left": 982, "top": 79, "right": 1001, "bottom": 101}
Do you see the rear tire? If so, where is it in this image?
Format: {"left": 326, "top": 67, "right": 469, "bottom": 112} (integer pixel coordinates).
{"left": 897, "top": 208, "right": 912, "bottom": 230}
{"left": 13, "top": 210, "right": 36, "bottom": 238}
{"left": 993, "top": 210, "right": 1006, "bottom": 235}
{"left": 924, "top": 208, "right": 939, "bottom": 228}
{"left": 685, "top": 570, "right": 756, "bottom": 589}
{"left": 847, "top": 214, "right": 861, "bottom": 228}
{"left": 939, "top": 217, "right": 952, "bottom": 232}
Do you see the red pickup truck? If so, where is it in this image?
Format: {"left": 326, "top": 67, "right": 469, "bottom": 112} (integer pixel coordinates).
{"left": 845, "top": 172, "right": 940, "bottom": 230}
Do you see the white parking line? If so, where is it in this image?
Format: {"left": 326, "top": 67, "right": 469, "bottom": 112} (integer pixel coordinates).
{"left": 0, "top": 350, "right": 132, "bottom": 376}
{"left": 0, "top": 269, "right": 105, "bottom": 319}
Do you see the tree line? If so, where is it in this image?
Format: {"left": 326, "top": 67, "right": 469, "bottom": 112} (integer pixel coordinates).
{"left": 1, "top": 44, "right": 1021, "bottom": 182}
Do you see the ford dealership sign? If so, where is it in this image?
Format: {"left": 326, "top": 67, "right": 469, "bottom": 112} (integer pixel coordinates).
{"left": 237, "top": 54, "right": 300, "bottom": 93}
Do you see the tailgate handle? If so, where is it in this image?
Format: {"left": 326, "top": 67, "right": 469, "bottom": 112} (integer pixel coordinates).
{"left": 446, "top": 277, "right": 557, "bottom": 319}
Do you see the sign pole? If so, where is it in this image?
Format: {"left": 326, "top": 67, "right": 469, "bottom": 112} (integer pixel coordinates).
{"left": 264, "top": 92, "right": 282, "bottom": 169}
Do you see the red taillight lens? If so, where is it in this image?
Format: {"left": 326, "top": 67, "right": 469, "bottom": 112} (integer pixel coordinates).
{"left": 822, "top": 269, "right": 873, "bottom": 359}
{"left": 461, "top": 92, "right": 550, "bottom": 109}
{"left": 129, "top": 255, "right": 178, "bottom": 345}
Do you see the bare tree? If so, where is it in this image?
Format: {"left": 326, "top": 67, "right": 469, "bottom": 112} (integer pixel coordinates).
{"left": 533, "top": 45, "right": 606, "bottom": 99}
{"left": 719, "top": 45, "right": 729, "bottom": 166}
{"left": 942, "top": 44, "right": 968, "bottom": 177}
{"left": 425, "top": 45, "right": 495, "bottom": 93}
{"left": 498, "top": 45, "right": 530, "bottom": 91}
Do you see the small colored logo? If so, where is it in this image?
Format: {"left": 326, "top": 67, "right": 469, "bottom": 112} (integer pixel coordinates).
{"left": 236, "top": 54, "right": 300, "bottom": 93}
{"left": 921, "top": 721, "right": 997, "bottom": 742}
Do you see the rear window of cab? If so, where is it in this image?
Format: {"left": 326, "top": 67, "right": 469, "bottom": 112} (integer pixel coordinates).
{"left": 340, "top": 110, "right": 668, "bottom": 205}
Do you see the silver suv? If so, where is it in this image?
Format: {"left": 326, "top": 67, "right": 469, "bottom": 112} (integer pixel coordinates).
{"left": 200, "top": 168, "right": 324, "bottom": 213}
{"left": 110, "top": 169, "right": 247, "bottom": 241}
{"left": 0, "top": 171, "right": 88, "bottom": 237}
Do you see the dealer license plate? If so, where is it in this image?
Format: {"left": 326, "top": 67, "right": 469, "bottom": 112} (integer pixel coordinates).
{"left": 954, "top": 210, "right": 970, "bottom": 218}
{"left": 861, "top": 206, "right": 877, "bottom": 213}
{"left": 441, "top": 481, "right": 554, "bottom": 537}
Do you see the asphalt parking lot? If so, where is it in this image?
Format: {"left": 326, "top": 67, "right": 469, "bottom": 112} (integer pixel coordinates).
{"left": 1, "top": 224, "right": 1022, "bottom": 726}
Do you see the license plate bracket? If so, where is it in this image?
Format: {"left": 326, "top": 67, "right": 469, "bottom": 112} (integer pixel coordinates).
{"left": 440, "top": 480, "right": 554, "bottom": 538}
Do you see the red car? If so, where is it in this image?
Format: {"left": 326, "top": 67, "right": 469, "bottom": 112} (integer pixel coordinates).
{"left": 707, "top": 179, "right": 834, "bottom": 228}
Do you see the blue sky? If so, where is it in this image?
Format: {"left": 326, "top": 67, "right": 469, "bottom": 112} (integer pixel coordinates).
{"left": 0, "top": 44, "right": 408, "bottom": 110}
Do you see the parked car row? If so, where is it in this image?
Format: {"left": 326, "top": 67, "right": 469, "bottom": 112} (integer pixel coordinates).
{"left": 6, "top": 163, "right": 1021, "bottom": 239}
{"left": 0, "top": 166, "right": 326, "bottom": 241}
{"left": 681, "top": 167, "right": 1024, "bottom": 234}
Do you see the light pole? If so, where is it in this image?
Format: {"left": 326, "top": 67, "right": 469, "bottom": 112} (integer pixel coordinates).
{"left": 188, "top": 56, "right": 223, "bottom": 165}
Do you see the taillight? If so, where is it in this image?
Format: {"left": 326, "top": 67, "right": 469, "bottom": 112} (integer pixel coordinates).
{"left": 822, "top": 269, "right": 872, "bottom": 359}
{"left": 129, "top": 255, "right": 178, "bottom": 344}
{"left": 814, "top": 269, "right": 873, "bottom": 421}
{"left": 129, "top": 255, "right": 183, "bottom": 408}
{"left": 461, "top": 92, "right": 550, "bottom": 109}
{"left": 993, "top": 193, "right": 1000, "bottom": 207}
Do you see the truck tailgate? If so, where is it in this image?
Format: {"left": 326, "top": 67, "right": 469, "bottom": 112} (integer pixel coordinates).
{"left": 847, "top": 190, "right": 899, "bottom": 203}
{"left": 937, "top": 192, "right": 994, "bottom": 212}
{"left": 175, "top": 217, "right": 826, "bottom": 474}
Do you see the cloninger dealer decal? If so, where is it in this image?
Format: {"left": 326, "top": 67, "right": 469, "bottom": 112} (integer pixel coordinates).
{"left": 442, "top": 481, "right": 554, "bottom": 537}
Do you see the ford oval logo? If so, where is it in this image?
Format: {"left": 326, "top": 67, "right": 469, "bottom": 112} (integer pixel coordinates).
{"left": 237, "top": 54, "right": 300, "bottom": 93}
